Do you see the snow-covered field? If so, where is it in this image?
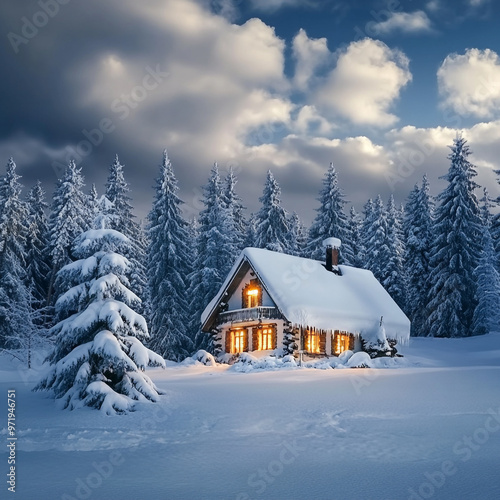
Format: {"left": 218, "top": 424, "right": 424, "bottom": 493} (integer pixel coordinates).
{"left": 2, "top": 334, "right": 500, "bottom": 500}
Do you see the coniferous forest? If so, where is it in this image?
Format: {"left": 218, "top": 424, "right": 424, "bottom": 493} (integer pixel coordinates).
{"left": 1, "top": 135, "right": 500, "bottom": 371}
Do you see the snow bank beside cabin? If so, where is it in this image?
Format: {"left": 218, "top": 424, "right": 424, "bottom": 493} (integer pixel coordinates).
{"left": 181, "top": 351, "right": 409, "bottom": 372}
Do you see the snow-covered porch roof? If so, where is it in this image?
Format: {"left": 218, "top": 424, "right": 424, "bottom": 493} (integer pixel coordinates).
{"left": 201, "top": 248, "right": 410, "bottom": 344}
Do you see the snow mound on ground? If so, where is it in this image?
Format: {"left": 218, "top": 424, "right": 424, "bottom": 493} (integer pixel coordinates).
{"left": 182, "top": 350, "right": 217, "bottom": 366}
{"left": 231, "top": 354, "right": 298, "bottom": 372}
{"left": 346, "top": 352, "right": 373, "bottom": 368}
{"left": 338, "top": 350, "right": 354, "bottom": 364}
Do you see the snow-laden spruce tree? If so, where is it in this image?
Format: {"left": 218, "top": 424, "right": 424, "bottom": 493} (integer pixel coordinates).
{"left": 426, "top": 136, "right": 482, "bottom": 337}
{"left": 404, "top": 176, "right": 434, "bottom": 337}
{"left": 189, "top": 163, "right": 238, "bottom": 352}
{"left": 492, "top": 169, "right": 500, "bottom": 271}
{"left": 254, "top": 170, "right": 290, "bottom": 253}
{"left": 363, "top": 195, "right": 391, "bottom": 281}
{"left": 25, "top": 182, "right": 51, "bottom": 311}
{"left": 306, "top": 163, "right": 351, "bottom": 263}
{"left": 385, "top": 195, "right": 407, "bottom": 311}
{"left": 105, "top": 155, "right": 149, "bottom": 316}
{"left": 347, "top": 206, "right": 364, "bottom": 268}
{"left": 47, "top": 160, "right": 89, "bottom": 307}
{"left": 0, "top": 158, "right": 33, "bottom": 349}
{"left": 224, "top": 166, "right": 247, "bottom": 252}
{"left": 472, "top": 223, "right": 500, "bottom": 335}
{"left": 148, "top": 150, "right": 193, "bottom": 361}
{"left": 288, "top": 211, "right": 307, "bottom": 257}
{"left": 36, "top": 221, "right": 165, "bottom": 414}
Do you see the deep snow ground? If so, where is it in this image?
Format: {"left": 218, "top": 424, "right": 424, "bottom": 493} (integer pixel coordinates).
{"left": 1, "top": 334, "right": 500, "bottom": 500}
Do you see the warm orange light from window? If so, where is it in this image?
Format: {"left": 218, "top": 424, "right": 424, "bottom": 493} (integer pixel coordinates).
{"left": 231, "top": 330, "right": 245, "bottom": 353}
{"left": 258, "top": 327, "right": 273, "bottom": 350}
{"left": 306, "top": 331, "right": 320, "bottom": 353}
{"left": 246, "top": 288, "right": 259, "bottom": 308}
{"left": 334, "top": 332, "right": 350, "bottom": 355}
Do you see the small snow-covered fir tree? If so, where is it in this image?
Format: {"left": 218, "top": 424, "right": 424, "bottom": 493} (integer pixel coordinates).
{"left": 492, "top": 169, "right": 500, "bottom": 271}
{"left": 36, "top": 224, "right": 165, "bottom": 414}
{"left": 288, "top": 212, "right": 307, "bottom": 257}
{"left": 25, "top": 182, "right": 51, "bottom": 310}
{"left": 105, "top": 155, "right": 149, "bottom": 316}
{"left": 148, "top": 150, "right": 193, "bottom": 361}
{"left": 472, "top": 224, "right": 500, "bottom": 335}
{"left": 189, "top": 163, "right": 238, "bottom": 352}
{"left": 361, "top": 198, "right": 375, "bottom": 269}
{"left": 347, "top": 206, "right": 364, "bottom": 268}
{"left": 245, "top": 213, "right": 258, "bottom": 248}
{"left": 47, "top": 160, "right": 89, "bottom": 306}
{"left": 0, "top": 158, "right": 33, "bottom": 349}
{"left": 223, "top": 166, "right": 247, "bottom": 252}
{"left": 363, "top": 195, "right": 391, "bottom": 281}
{"left": 385, "top": 195, "right": 407, "bottom": 310}
{"left": 426, "top": 136, "right": 482, "bottom": 337}
{"left": 306, "top": 163, "right": 351, "bottom": 263}
{"left": 254, "top": 170, "right": 290, "bottom": 253}
{"left": 404, "top": 176, "right": 434, "bottom": 337}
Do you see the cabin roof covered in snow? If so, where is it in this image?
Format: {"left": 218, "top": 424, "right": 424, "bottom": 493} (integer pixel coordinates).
{"left": 201, "top": 247, "right": 410, "bottom": 343}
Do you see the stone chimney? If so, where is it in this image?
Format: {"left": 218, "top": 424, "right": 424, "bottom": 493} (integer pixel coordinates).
{"left": 323, "top": 237, "right": 341, "bottom": 274}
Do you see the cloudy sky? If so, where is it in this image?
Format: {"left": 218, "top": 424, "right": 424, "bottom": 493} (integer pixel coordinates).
{"left": 2, "top": 0, "right": 500, "bottom": 223}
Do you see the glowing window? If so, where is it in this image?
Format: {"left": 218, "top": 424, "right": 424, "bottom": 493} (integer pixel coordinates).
{"left": 258, "top": 327, "right": 274, "bottom": 350}
{"left": 305, "top": 330, "right": 321, "bottom": 354}
{"left": 334, "top": 331, "right": 351, "bottom": 355}
{"left": 231, "top": 330, "right": 246, "bottom": 353}
{"left": 246, "top": 288, "right": 259, "bottom": 308}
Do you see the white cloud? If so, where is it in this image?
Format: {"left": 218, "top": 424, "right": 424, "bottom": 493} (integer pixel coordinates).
{"left": 315, "top": 38, "right": 412, "bottom": 127}
{"left": 292, "top": 29, "right": 330, "bottom": 91}
{"left": 75, "top": 0, "right": 292, "bottom": 163}
{"left": 371, "top": 11, "right": 433, "bottom": 35}
{"left": 293, "top": 105, "right": 335, "bottom": 136}
{"left": 438, "top": 48, "right": 500, "bottom": 118}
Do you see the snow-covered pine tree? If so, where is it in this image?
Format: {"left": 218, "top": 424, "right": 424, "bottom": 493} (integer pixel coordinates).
{"left": 87, "top": 184, "right": 99, "bottom": 223}
{"left": 189, "top": 163, "right": 238, "bottom": 353}
{"left": 25, "top": 182, "right": 51, "bottom": 312}
{"left": 472, "top": 224, "right": 500, "bottom": 335}
{"left": 0, "top": 158, "right": 33, "bottom": 349}
{"left": 347, "top": 206, "right": 364, "bottom": 268}
{"left": 479, "top": 187, "right": 494, "bottom": 226}
{"left": 362, "top": 195, "right": 391, "bottom": 281}
{"left": 245, "top": 213, "right": 257, "bottom": 248}
{"left": 288, "top": 212, "right": 307, "bottom": 257}
{"left": 36, "top": 224, "right": 165, "bottom": 414}
{"left": 426, "top": 136, "right": 483, "bottom": 337}
{"left": 361, "top": 198, "right": 375, "bottom": 269}
{"left": 492, "top": 169, "right": 500, "bottom": 271}
{"left": 147, "top": 150, "right": 193, "bottom": 361}
{"left": 254, "top": 170, "right": 290, "bottom": 253}
{"left": 223, "top": 166, "right": 247, "bottom": 252}
{"left": 385, "top": 195, "right": 407, "bottom": 310}
{"left": 105, "top": 155, "right": 149, "bottom": 316}
{"left": 306, "top": 163, "right": 351, "bottom": 263}
{"left": 47, "top": 160, "right": 89, "bottom": 307}
{"left": 404, "top": 176, "right": 434, "bottom": 336}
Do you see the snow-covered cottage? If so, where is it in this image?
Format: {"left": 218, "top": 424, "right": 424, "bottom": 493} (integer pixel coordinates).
{"left": 201, "top": 239, "right": 410, "bottom": 361}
